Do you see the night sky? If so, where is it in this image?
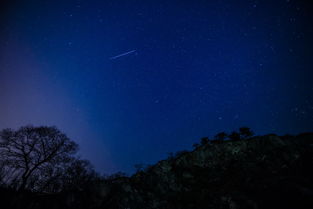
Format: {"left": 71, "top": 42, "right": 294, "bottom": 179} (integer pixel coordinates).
{"left": 1, "top": 0, "right": 313, "bottom": 174}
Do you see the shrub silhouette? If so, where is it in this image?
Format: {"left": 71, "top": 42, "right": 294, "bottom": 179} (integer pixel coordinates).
{"left": 229, "top": 131, "right": 241, "bottom": 141}
{"left": 175, "top": 150, "right": 189, "bottom": 158}
{"left": 215, "top": 132, "right": 227, "bottom": 140}
{"left": 134, "top": 164, "right": 145, "bottom": 172}
{"left": 211, "top": 132, "right": 227, "bottom": 143}
{"left": 239, "top": 127, "right": 254, "bottom": 139}
{"left": 167, "top": 152, "right": 175, "bottom": 160}
{"left": 192, "top": 143, "right": 200, "bottom": 149}
{"left": 200, "top": 137, "right": 209, "bottom": 145}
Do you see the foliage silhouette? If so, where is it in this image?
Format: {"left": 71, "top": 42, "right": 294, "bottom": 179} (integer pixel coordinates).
{"left": 192, "top": 143, "right": 200, "bottom": 149}
{"left": 228, "top": 131, "right": 241, "bottom": 141}
{"left": 200, "top": 137, "right": 209, "bottom": 145}
{"left": 134, "top": 164, "right": 145, "bottom": 172}
{"left": 239, "top": 127, "right": 254, "bottom": 139}
{"left": 214, "top": 132, "right": 228, "bottom": 141}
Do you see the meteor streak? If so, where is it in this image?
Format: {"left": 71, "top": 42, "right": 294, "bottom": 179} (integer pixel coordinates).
{"left": 110, "top": 50, "right": 136, "bottom": 60}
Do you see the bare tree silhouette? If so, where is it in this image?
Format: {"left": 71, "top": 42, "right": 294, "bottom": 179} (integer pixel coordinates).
{"left": 0, "top": 126, "right": 78, "bottom": 191}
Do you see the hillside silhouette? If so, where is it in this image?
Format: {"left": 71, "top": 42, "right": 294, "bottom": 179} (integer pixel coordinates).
{"left": 1, "top": 126, "right": 313, "bottom": 209}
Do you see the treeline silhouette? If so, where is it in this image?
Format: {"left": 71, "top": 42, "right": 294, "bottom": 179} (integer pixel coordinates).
{"left": 193, "top": 127, "right": 254, "bottom": 148}
{"left": 0, "top": 125, "right": 254, "bottom": 193}
{"left": 0, "top": 125, "right": 313, "bottom": 209}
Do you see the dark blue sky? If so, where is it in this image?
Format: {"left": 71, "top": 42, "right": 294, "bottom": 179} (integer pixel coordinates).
{"left": 1, "top": 0, "right": 313, "bottom": 174}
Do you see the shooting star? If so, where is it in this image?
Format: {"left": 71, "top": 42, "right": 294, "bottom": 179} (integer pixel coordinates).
{"left": 109, "top": 50, "right": 136, "bottom": 60}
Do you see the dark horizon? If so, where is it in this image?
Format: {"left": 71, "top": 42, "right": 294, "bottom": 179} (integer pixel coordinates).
{"left": 1, "top": 0, "right": 313, "bottom": 174}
